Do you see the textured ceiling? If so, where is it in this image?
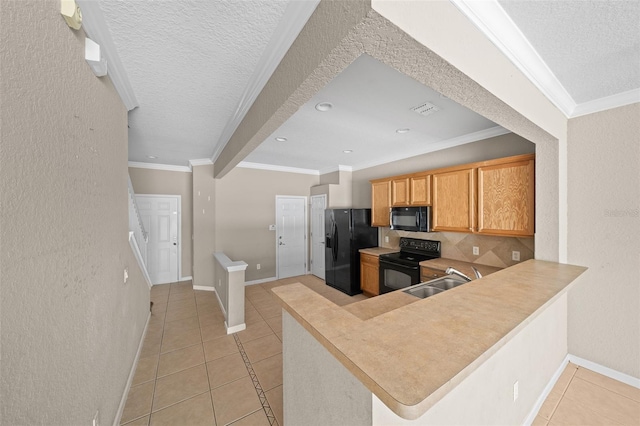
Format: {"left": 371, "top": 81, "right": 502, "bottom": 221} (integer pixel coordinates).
{"left": 99, "top": 0, "right": 289, "bottom": 166}
{"left": 498, "top": 0, "right": 640, "bottom": 104}
{"left": 98, "top": 0, "right": 639, "bottom": 171}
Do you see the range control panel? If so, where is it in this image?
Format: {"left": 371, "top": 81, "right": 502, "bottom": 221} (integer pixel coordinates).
{"left": 399, "top": 238, "right": 441, "bottom": 254}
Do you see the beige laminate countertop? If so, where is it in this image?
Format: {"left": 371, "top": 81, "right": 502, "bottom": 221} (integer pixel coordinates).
{"left": 359, "top": 247, "right": 398, "bottom": 256}
{"left": 272, "top": 259, "right": 587, "bottom": 420}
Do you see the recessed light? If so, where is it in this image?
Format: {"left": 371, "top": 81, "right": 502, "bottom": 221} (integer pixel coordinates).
{"left": 343, "top": 150, "right": 353, "bottom": 154}
{"left": 315, "top": 102, "right": 333, "bottom": 112}
{"left": 396, "top": 128, "right": 410, "bottom": 134}
{"left": 146, "top": 155, "right": 157, "bottom": 159}
{"left": 275, "top": 137, "right": 287, "bottom": 142}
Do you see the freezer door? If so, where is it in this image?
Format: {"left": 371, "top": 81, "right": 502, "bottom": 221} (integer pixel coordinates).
{"left": 324, "top": 209, "right": 335, "bottom": 286}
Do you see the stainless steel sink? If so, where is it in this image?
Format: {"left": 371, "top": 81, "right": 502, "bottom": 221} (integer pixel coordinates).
{"left": 428, "top": 277, "right": 469, "bottom": 291}
{"left": 403, "top": 275, "right": 469, "bottom": 299}
{"left": 405, "top": 285, "right": 444, "bottom": 299}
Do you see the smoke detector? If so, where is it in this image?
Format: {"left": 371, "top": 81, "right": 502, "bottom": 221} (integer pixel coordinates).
{"left": 411, "top": 102, "right": 440, "bottom": 117}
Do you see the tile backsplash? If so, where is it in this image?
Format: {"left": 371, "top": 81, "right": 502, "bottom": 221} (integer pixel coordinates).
{"left": 379, "top": 229, "right": 534, "bottom": 268}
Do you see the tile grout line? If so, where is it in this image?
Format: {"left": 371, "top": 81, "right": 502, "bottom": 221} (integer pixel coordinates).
{"left": 233, "top": 333, "right": 278, "bottom": 426}
{"left": 194, "top": 287, "right": 220, "bottom": 426}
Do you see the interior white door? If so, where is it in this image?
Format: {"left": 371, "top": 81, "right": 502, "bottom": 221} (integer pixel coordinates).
{"left": 136, "top": 195, "right": 179, "bottom": 285}
{"left": 276, "top": 196, "right": 307, "bottom": 279}
{"left": 310, "top": 195, "right": 326, "bottom": 279}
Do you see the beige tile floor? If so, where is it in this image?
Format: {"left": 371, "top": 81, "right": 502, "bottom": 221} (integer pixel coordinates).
{"left": 120, "top": 275, "right": 366, "bottom": 426}
{"left": 122, "top": 276, "right": 639, "bottom": 426}
{"left": 532, "top": 362, "right": 640, "bottom": 426}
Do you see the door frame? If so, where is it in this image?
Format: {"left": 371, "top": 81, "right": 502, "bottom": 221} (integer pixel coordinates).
{"left": 275, "top": 195, "right": 308, "bottom": 279}
{"left": 135, "top": 194, "right": 182, "bottom": 283}
{"left": 310, "top": 194, "right": 327, "bottom": 279}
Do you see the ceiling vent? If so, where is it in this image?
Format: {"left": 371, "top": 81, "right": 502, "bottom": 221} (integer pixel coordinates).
{"left": 411, "top": 102, "right": 440, "bottom": 117}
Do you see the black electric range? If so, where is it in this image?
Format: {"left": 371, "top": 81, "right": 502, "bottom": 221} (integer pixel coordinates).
{"left": 378, "top": 238, "right": 441, "bottom": 293}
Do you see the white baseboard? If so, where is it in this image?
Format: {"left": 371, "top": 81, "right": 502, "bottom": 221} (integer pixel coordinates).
{"left": 523, "top": 355, "right": 570, "bottom": 425}
{"left": 523, "top": 353, "right": 640, "bottom": 425}
{"left": 568, "top": 354, "right": 640, "bottom": 389}
{"left": 113, "top": 311, "right": 151, "bottom": 426}
{"left": 193, "top": 285, "right": 215, "bottom": 292}
{"left": 179, "top": 276, "right": 193, "bottom": 282}
{"left": 225, "top": 322, "right": 246, "bottom": 334}
{"left": 245, "top": 277, "right": 277, "bottom": 286}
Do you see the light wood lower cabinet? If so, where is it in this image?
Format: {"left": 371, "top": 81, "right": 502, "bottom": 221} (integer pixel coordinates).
{"left": 420, "top": 266, "right": 447, "bottom": 282}
{"left": 371, "top": 180, "right": 391, "bottom": 227}
{"left": 477, "top": 157, "right": 535, "bottom": 236}
{"left": 360, "top": 253, "right": 379, "bottom": 296}
{"left": 432, "top": 168, "right": 476, "bottom": 232}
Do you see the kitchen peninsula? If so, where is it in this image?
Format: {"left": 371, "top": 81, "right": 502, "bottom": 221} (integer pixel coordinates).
{"left": 272, "top": 260, "right": 586, "bottom": 425}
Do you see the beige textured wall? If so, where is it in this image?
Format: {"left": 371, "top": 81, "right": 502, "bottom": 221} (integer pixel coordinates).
{"left": 215, "top": 167, "right": 319, "bottom": 281}
{"left": 128, "top": 167, "right": 193, "bottom": 277}
{"left": 567, "top": 103, "right": 640, "bottom": 378}
{"left": 0, "top": 1, "right": 149, "bottom": 424}
{"left": 192, "top": 165, "right": 216, "bottom": 288}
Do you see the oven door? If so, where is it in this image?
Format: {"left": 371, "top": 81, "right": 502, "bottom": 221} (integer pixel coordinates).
{"left": 379, "top": 259, "right": 421, "bottom": 294}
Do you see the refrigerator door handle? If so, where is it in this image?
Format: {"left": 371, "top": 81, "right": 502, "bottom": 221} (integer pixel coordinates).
{"left": 333, "top": 221, "right": 338, "bottom": 261}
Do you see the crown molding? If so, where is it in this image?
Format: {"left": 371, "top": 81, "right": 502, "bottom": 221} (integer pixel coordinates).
{"left": 450, "top": 0, "right": 576, "bottom": 117}
{"left": 211, "top": 0, "right": 321, "bottom": 164}
{"left": 236, "top": 162, "right": 320, "bottom": 176}
{"left": 318, "top": 165, "right": 354, "bottom": 175}
{"left": 77, "top": 0, "right": 138, "bottom": 111}
{"left": 128, "top": 161, "right": 191, "bottom": 173}
{"left": 351, "top": 126, "right": 510, "bottom": 172}
{"left": 570, "top": 88, "right": 640, "bottom": 118}
{"left": 189, "top": 159, "right": 214, "bottom": 169}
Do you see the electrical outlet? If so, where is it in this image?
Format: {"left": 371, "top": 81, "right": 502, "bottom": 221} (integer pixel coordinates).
{"left": 512, "top": 251, "right": 521, "bottom": 261}
{"left": 257, "top": 264, "right": 261, "bottom": 270}
{"left": 472, "top": 246, "right": 479, "bottom": 256}
{"left": 385, "top": 236, "right": 389, "bottom": 243}
{"left": 513, "top": 381, "right": 519, "bottom": 401}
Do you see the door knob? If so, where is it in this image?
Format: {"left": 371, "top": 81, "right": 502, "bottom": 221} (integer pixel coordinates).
{"left": 173, "top": 243, "right": 177, "bottom": 246}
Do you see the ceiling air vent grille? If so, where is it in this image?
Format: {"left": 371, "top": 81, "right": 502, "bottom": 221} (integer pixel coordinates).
{"left": 411, "top": 102, "right": 440, "bottom": 117}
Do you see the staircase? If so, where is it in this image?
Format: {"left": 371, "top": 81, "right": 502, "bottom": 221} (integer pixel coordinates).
{"left": 128, "top": 176, "right": 152, "bottom": 287}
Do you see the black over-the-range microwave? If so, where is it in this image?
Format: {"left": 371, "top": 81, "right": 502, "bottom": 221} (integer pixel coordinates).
{"left": 390, "top": 206, "right": 432, "bottom": 232}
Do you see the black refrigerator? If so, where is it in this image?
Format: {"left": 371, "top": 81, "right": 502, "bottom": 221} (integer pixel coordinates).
{"left": 325, "top": 208, "right": 378, "bottom": 295}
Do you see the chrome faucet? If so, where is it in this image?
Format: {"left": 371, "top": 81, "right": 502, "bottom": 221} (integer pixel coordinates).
{"left": 445, "top": 267, "right": 473, "bottom": 282}
{"left": 471, "top": 266, "right": 482, "bottom": 279}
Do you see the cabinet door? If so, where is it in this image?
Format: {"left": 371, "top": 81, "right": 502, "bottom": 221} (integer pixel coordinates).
{"left": 360, "top": 253, "right": 379, "bottom": 296}
{"left": 410, "top": 174, "right": 431, "bottom": 206}
{"left": 420, "top": 266, "right": 446, "bottom": 282}
{"left": 432, "top": 168, "right": 475, "bottom": 232}
{"left": 371, "top": 180, "right": 391, "bottom": 227}
{"left": 391, "top": 178, "right": 410, "bottom": 206}
{"left": 477, "top": 159, "right": 535, "bottom": 236}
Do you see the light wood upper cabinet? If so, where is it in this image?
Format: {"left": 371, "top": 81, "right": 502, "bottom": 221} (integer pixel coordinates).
{"left": 391, "top": 178, "right": 410, "bottom": 206}
{"left": 432, "top": 168, "right": 476, "bottom": 233}
{"left": 371, "top": 179, "right": 391, "bottom": 227}
{"left": 410, "top": 174, "right": 431, "bottom": 206}
{"left": 360, "top": 253, "right": 379, "bottom": 296}
{"left": 370, "top": 154, "right": 535, "bottom": 236}
{"left": 477, "top": 157, "right": 535, "bottom": 236}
